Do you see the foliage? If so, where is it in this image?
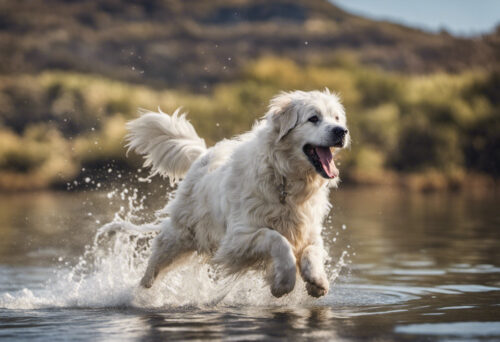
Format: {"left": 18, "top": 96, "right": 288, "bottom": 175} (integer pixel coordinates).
{"left": 0, "top": 59, "right": 499, "bottom": 190}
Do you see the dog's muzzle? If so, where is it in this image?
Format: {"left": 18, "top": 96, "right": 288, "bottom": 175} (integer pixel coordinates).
{"left": 303, "top": 126, "right": 348, "bottom": 179}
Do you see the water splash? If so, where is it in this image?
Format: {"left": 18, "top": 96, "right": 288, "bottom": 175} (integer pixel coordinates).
{"left": 0, "top": 187, "right": 349, "bottom": 310}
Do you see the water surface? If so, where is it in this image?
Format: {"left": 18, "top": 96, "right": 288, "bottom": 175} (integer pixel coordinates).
{"left": 1, "top": 186, "right": 499, "bottom": 341}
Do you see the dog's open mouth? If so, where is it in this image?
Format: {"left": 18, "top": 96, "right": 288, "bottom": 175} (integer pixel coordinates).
{"left": 303, "top": 144, "right": 339, "bottom": 179}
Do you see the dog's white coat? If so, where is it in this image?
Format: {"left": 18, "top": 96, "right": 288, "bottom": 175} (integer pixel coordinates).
{"left": 126, "top": 90, "right": 349, "bottom": 298}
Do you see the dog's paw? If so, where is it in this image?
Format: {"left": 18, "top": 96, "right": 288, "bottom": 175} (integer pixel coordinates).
{"left": 305, "top": 279, "right": 328, "bottom": 298}
{"left": 304, "top": 274, "right": 329, "bottom": 298}
{"left": 270, "top": 264, "right": 296, "bottom": 298}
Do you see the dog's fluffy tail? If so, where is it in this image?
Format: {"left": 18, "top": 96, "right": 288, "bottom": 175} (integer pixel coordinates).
{"left": 126, "top": 108, "right": 207, "bottom": 182}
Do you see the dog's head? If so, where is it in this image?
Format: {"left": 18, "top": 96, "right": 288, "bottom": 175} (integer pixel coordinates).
{"left": 266, "top": 89, "right": 349, "bottom": 180}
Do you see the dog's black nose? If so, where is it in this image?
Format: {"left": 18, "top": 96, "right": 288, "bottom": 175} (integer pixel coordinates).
{"left": 332, "top": 126, "right": 348, "bottom": 138}
{"left": 331, "top": 126, "right": 348, "bottom": 147}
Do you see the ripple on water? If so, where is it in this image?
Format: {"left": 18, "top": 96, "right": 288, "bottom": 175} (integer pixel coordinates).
{"left": 395, "top": 322, "right": 500, "bottom": 337}
{"left": 324, "top": 283, "right": 420, "bottom": 307}
{"left": 449, "top": 264, "right": 500, "bottom": 274}
{"left": 437, "top": 284, "right": 500, "bottom": 293}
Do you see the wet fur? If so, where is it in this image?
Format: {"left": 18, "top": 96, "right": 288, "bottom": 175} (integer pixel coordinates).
{"left": 126, "top": 90, "right": 349, "bottom": 298}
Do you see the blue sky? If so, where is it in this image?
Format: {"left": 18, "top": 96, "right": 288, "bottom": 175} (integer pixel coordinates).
{"left": 331, "top": 0, "right": 500, "bottom": 36}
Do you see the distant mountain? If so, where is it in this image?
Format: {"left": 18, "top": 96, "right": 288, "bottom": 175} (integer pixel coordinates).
{"left": 1, "top": 0, "right": 499, "bottom": 89}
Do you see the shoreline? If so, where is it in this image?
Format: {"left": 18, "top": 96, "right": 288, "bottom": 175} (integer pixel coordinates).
{"left": 342, "top": 170, "right": 499, "bottom": 193}
{"left": 0, "top": 171, "right": 498, "bottom": 194}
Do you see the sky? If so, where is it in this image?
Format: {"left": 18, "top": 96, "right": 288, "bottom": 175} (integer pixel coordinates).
{"left": 332, "top": 0, "right": 500, "bottom": 36}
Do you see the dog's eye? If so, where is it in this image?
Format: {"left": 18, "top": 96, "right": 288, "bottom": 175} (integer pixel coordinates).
{"left": 335, "top": 116, "right": 339, "bottom": 121}
{"left": 308, "top": 115, "right": 319, "bottom": 123}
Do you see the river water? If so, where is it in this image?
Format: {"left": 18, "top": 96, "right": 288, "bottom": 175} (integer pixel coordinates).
{"left": 0, "top": 185, "right": 499, "bottom": 341}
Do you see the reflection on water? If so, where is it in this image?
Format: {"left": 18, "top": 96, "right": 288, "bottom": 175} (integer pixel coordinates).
{"left": 0, "top": 186, "right": 499, "bottom": 341}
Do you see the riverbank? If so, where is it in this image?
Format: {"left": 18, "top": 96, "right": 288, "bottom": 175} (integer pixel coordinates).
{"left": 0, "top": 168, "right": 497, "bottom": 193}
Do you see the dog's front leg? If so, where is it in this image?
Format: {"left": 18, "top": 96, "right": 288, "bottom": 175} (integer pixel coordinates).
{"left": 214, "top": 227, "right": 297, "bottom": 298}
{"left": 300, "top": 239, "right": 329, "bottom": 298}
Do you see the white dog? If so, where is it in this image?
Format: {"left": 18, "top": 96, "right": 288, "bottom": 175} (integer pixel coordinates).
{"left": 126, "top": 89, "right": 349, "bottom": 298}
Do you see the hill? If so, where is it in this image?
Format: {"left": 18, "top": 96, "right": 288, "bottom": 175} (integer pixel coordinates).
{"left": 0, "top": 0, "right": 499, "bottom": 191}
{"left": 1, "top": 0, "right": 499, "bottom": 89}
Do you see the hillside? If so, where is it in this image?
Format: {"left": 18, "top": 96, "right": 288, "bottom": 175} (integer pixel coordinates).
{"left": 0, "top": 0, "right": 499, "bottom": 191}
{"left": 1, "top": 0, "right": 499, "bottom": 89}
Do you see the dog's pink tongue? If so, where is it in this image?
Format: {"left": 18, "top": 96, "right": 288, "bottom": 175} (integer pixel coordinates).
{"left": 315, "top": 147, "right": 339, "bottom": 178}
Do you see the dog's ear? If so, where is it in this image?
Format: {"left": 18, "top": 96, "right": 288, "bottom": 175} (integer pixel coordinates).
{"left": 266, "top": 93, "right": 299, "bottom": 142}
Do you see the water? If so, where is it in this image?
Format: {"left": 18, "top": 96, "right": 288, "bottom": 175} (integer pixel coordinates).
{"left": 0, "top": 186, "right": 499, "bottom": 341}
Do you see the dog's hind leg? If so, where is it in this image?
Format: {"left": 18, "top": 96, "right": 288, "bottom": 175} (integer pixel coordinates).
{"left": 140, "top": 219, "right": 195, "bottom": 288}
{"left": 214, "top": 227, "right": 297, "bottom": 298}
